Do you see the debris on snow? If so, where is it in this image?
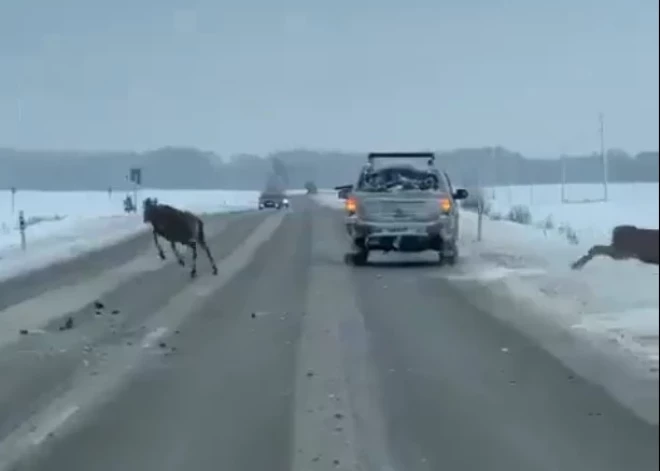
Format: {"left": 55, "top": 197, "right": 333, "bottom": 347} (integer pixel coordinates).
{"left": 58, "top": 317, "right": 74, "bottom": 331}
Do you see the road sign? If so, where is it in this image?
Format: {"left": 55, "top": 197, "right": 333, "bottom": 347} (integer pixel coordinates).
{"left": 129, "top": 168, "right": 142, "bottom": 185}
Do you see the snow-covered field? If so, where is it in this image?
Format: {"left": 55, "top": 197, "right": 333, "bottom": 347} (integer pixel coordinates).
{"left": 313, "top": 183, "right": 660, "bottom": 376}
{"left": 0, "top": 189, "right": 260, "bottom": 282}
{"left": 482, "top": 182, "right": 659, "bottom": 245}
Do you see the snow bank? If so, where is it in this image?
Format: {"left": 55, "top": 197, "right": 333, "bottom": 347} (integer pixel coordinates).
{"left": 0, "top": 214, "right": 148, "bottom": 282}
{"left": 286, "top": 189, "right": 309, "bottom": 196}
{"left": 478, "top": 183, "right": 659, "bottom": 245}
{"left": 0, "top": 189, "right": 259, "bottom": 282}
{"left": 459, "top": 183, "right": 659, "bottom": 370}
{"left": 453, "top": 209, "right": 658, "bottom": 423}
{"left": 313, "top": 190, "right": 346, "bottom": 210}
{"left": 456, "top": 211, "right": 658, "bottom": 368}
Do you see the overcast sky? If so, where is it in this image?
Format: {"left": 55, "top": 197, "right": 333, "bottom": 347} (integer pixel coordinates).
{"left": 1, "top": 0, "right": 658, "bottom": 157}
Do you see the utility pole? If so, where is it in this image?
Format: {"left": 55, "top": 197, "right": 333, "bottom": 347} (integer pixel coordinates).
{"left": 10, "top": 187, "right": 16, "bottom": 213}
{"left": 491, "top": 146, "right": 497, "bottom": 199}
{"left": 128, "top": 168, "right": 143, "bottom": 212}
{"left": 560, "top": 154, "right": 566, "bottom": 203}
{"left": 476, "top": 157, "right": 483, "bottom": 242}
{"left": 599, "top": 112, "right": 609, "bottom": 202}
{"left": 528, "top": 163, "right": 534, "bottom": 205}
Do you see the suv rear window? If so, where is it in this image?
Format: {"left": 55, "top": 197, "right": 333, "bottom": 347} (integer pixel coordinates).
{"left": 357, "top": 166, "right": 448, "bottom": 192}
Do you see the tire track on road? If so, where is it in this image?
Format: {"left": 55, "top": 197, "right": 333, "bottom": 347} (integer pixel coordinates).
{"left": 292, "top": 204, "right": 396, "bottom": 471}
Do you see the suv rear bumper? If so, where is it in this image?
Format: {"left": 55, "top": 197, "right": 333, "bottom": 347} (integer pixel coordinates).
{"left": 345, "top": 218, "right": 455, "bottom": 252}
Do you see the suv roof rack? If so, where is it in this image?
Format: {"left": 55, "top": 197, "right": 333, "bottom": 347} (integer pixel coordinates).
{"left": 367, "top": 152, "right": 435, "bottom": 161}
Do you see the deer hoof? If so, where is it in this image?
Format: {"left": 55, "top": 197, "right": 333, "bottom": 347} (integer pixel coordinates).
{"left": 158, "top": 252, "right": 166, "bottom": 260}
{"left": 190, "top": 270, "right": 197, "bottom": 279}
{"left": 212, "top": 267, "right": 218, "bottom": 276}
{"left": 178, "top": 259, "right": 185, "bottom": 266}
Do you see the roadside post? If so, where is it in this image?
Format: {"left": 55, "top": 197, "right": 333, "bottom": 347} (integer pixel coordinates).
{"left": 18, "top": 210, "right": 26, "bottom": 251}
{"left": 10, "top": 187, "right": 16, "bottom": 213}
{"left": 475, "top": 168, "right": 484, "bottom": 242}
{"left": 128, "top": 167, "right": 143, "bottom": 211}
{"left": 476, "top": 197, "right": 483, "bottom": 242}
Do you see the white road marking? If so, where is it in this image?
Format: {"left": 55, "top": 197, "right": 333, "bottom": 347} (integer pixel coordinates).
{"left": 141, "top": 327, "right": 168, "bottom": 348}
{"left": 292, "top": 212, "right": 397, "bottom": 471}
{"left": 442, "top": 266, "right": 547, "bottom": 282}
{"left": 28, "top": 405, "right": 79, "bottom": 446}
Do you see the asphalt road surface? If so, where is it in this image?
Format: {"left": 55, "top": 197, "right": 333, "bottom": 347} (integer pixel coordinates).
{"left": 0, "top": 197, "right": 657, "bottom": 471}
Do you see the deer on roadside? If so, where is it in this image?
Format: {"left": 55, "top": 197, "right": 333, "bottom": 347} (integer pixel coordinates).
{"left": 142, "top": 198, "right": 218, "bottom": 278}
{"left": 570, "top": 225, "right": 659, "bottom": 270}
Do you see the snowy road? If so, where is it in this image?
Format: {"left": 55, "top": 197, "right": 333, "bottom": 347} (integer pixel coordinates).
{"left": 0, "top": 197, "right": 657, "bottom": 471}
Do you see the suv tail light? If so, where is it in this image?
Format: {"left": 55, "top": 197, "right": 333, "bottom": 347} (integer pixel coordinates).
{"left": 439, "top": 198, "right": 452, "bottom": 213}
{"left": 345, "top": 197, "right": 358, "bottom": 214}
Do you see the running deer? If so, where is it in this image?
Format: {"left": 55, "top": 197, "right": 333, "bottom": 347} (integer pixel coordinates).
{"left": 570, "top": 225, "right": 659, "bottom": 270}
{"left": 142, "top": 198, "right": 218, "bottom": 278}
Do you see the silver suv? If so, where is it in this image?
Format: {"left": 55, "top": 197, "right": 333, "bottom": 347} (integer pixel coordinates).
{"left": 339, "top": 152, "right": 468, "bottom": 266}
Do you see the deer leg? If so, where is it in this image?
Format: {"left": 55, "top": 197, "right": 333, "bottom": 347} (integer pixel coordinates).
{"left": 194, "top": 220, "right": 218, "bottom": 276}
{"left": 199, "top": 240, "right": 218, "bottom": 275}
{"left": 571, "top": 244, "right": 618, "bottom": 270}
{"left": 170, "top": 241, "right": 185, "bottom": 266}
{"left": 153, "top": 231, "right": 166, "bottom": 260}
{"left": 571, "top": 252, "right": 593, "bottom": 270}
{"left": 189, "top": 241, "right": 198, "bottom": 278}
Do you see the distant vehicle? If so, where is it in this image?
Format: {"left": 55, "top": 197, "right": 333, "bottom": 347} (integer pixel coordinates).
{"left": 305, "top": 181, "right": 319, "bottom": 195}
{"left": 258, "top": 191, "right": 289, "bottom": 210}
{"left": 338, "top": 152, "right": 468, "bottom": 266}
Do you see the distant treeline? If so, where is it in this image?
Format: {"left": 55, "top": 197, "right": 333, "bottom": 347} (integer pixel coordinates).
{"left": 0, "top": 146, "right": 657, "bottom": 191}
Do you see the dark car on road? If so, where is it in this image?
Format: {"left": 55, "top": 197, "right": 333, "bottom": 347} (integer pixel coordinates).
{"left": 258, "top": 192, "right": 290, "bottom": 210}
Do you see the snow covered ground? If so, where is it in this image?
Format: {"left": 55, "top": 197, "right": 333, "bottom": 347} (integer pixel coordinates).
{"left": 313, "top": 183, "right": 659, "bottom": 375}
{"left": 481, "top": 182, "right": 659, "bottom": 244}
{"left": 0, "top": 189, "right": 260, "bottom": 282}
{"left": 468, "top": 183, "right": 658, "bottom": 368}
